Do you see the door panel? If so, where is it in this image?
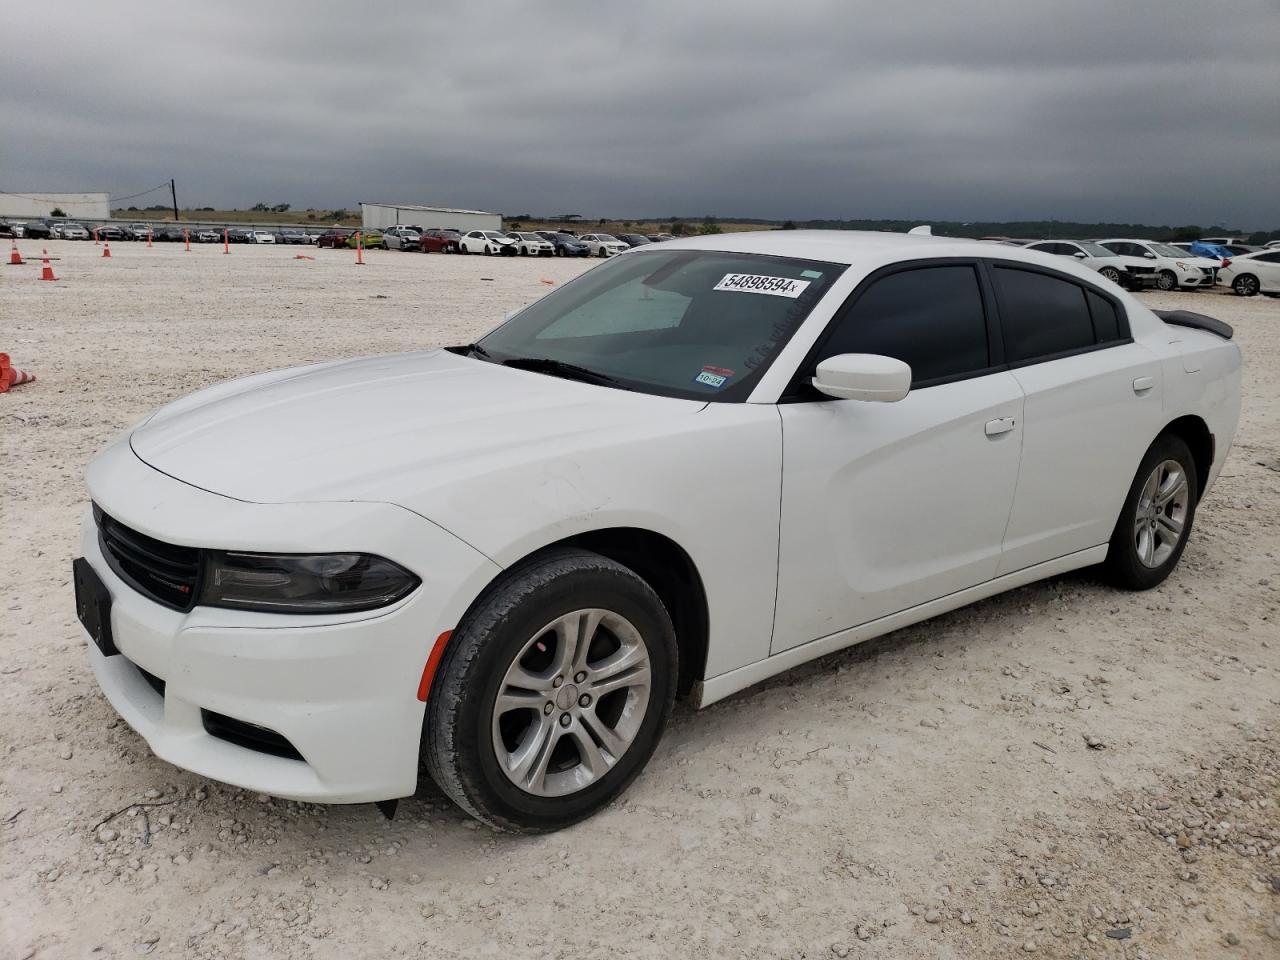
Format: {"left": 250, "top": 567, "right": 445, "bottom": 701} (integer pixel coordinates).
{"left": 772, "top": 372, "right": 1024, "bottom": 653}
{"left": 997, "top": 343, "right": 1163, "bottom": 574}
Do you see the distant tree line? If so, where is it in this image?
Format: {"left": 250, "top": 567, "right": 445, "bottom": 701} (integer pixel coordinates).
{"left": 502, "top": 215, "right": 1277, "bottom": 245}
{"left": 776, "top": 218, "right": 1279, "bottom": 245}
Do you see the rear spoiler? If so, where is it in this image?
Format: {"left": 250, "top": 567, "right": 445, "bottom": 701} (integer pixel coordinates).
{"left": 1154, "top": 309, "right": 1233, "bottom": 340}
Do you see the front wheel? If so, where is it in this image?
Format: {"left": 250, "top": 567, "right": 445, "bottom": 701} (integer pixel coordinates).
{"left": 423, "top": 549, "right": 677, "bottom": 832}
{"left": 1156, "top": 270, "right": 1178, "bottom": 292}
{"left": 1099, "top": 266, "right": 1121, "bottom": 285}
{"left": 1233, "top": 274, "right": 1259, "bottom": 297}
{"left": 1103, "top": 434, "right": 1198, "bottom": 590}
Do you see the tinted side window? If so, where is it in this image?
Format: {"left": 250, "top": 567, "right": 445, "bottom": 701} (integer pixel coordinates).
{"left": 994, "top": 267, "right": 1096, "bottom": 363}
{"left": 1256, "top": 252, "right": 1280, "bottom": 264}
{"left": 816, "top": 266, "right": 989, "bottom": 386}
{"left": 1086, "top": 290, "right": 1121, "bottom": 342}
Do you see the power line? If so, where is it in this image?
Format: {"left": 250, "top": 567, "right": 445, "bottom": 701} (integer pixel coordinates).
{"left": 0, "top": 182, "right": 173, "bottom": 204}
{"left": 109, "top": 182, "right": 173, "bottom": 203}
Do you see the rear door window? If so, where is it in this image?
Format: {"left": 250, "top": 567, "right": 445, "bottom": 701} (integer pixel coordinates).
{"left": 993, "top": 266, "right": 1097, "bottom": 363}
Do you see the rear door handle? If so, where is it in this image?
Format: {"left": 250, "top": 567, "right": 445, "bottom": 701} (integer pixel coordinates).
{"left": 1132, "top": 376, "right": 1154, "bottom": 394}
{"left": 985, "top": 417, "right": 1016, "bottom": 437}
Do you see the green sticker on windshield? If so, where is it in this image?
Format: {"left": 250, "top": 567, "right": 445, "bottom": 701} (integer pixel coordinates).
{"left": 801, "top": 270, "right": 822, "bottom": 279}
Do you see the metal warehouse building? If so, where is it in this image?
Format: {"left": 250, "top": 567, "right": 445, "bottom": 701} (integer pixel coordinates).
{"left": 0, "top": 191, "right": 110, "bottom": 220}
{"left": 360, "top": 202, "right": 500, "bottom": 234}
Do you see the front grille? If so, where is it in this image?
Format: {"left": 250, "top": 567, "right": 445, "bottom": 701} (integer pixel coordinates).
{"left": 94, "top": 505, "right": 201, "bottom": 611}
{"left": 201, "top": 710, "right": 304, "bottom": 761}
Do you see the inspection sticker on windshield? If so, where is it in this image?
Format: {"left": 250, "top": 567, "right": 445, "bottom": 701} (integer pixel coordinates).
{"left": 714, "top": 273, "right": 810, "bottom": 298}
{"left": 693, "top": 365, "right": 734, "bottom": 389}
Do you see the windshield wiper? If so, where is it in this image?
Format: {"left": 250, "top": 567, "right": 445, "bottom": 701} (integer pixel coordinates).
{"left": 499, "top": 356, "right": 630, "bottom": 390}
{"left": 453, "top": 342, "right": 493, "bottom": 360}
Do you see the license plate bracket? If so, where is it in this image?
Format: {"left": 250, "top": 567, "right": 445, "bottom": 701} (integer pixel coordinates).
{"left": 73, "top": 557, "right": 117, "bottom": 656}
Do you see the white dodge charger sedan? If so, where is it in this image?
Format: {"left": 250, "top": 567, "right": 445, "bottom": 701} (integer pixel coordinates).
{"left": 76, "top": 231, "right": 1241, "bottom": 831}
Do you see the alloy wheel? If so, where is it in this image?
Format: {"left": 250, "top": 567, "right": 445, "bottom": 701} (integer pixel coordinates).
{"left": 491, "top": 608, "right": 652, "bottom": 798}
{"left": 1234, "top": 275, "right": 1259, "bottom": 296}
{"left": 1133, "top": 459, "right": 1189, "bottom": 568}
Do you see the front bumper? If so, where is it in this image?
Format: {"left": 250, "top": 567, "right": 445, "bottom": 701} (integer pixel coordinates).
{"left": 1177, "top": 269, "right": 1216, "bottom": 288}
{"left": 79, "top": 439, "right": 500, "bottom": 803}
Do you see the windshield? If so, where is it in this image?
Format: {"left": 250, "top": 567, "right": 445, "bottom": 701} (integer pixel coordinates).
{"left": 595, "top": 234, "right": 619, "bottom": 242}
{"left": 1150, "top": 243, "right": 1187, "bottom": 258}
{"left": 1077, "top": 241, "right": 1114, "bottom": 257}
{"left": 474, "top": 249, "right": 845, "bottom": 401}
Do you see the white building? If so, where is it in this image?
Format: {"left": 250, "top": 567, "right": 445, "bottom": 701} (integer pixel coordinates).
{"left": 0, "top": 191, "right": 110, "bottom": 221}
{"left": 360, "top": 202, "right": 500, "bottom": 234}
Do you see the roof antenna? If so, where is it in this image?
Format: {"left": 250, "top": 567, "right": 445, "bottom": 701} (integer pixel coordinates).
{"left": 907, "top": 225, "right": 932, "bottom": 236}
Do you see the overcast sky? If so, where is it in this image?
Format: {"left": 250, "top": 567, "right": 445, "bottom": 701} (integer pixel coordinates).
{"left": 5, "top": 2, "right": 1278, "bottom": 227}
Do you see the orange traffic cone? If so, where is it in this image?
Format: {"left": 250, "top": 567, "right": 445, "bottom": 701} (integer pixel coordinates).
{"left": 0, "top": 353, "right": 36, "bottom": 393}
{"left": 102, "top": 240, "right": 112, "bottom": 258}
{"left": 39, "top": 249, "right": 57, "bottom": 281}
{"left": 9, "top": 240, "right": 23, "bottom": 265}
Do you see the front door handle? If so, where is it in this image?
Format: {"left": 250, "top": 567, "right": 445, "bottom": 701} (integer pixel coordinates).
{"left": 985, "top": 417, "right": 1016, "bottom": 437}
{"left": 1133, "top": 376, "right": 1155, "bottom": 394}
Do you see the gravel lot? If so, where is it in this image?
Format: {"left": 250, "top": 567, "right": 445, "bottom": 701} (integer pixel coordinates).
{"left": 2, "top": 239, "right": 1277, "bottom": 959}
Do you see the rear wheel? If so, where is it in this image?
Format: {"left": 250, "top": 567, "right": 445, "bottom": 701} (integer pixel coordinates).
{"left": 1233, "top": 274, "right": 1259, "bottom": 297}
{"left": 1156, "top": 270, "right": 1178, "bottom": 291}
{"left": 1103, "top": 433, "right": 1198, "bottom": 590}
{"left": 424, "top": 549, "right": 677, "bottom": 832}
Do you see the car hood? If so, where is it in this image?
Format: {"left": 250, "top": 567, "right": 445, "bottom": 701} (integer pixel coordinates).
{"left": 130, "top": 349, "right": 704, "bottom": 504}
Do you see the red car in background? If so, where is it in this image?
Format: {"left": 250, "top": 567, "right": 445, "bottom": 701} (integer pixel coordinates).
{"left": 418, "top": 228, "right": 462, "bottom": 253}
{"left": 317, "top": 228, "right": 355, "bottom": 248}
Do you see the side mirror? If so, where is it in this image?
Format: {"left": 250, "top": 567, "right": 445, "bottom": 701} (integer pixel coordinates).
{"left": 1144, "top": 251, "right": 1156, "bottom": 258}
{"left": 812, "top": 354, "right": 911, "bottom": 402}
{"left": 1073, "top": 251, "right": 1086, "bottom": 258}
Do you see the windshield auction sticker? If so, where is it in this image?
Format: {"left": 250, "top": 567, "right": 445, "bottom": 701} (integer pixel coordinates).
{"left": 714, "top": 273, "right": 811, "bottom": 298}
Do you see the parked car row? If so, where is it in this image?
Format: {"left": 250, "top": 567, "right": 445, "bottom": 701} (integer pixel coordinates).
{"left": 1014, "top": 237, "right": 1222, "bottom": 293}
{"left": 362, "top": 225, "right": 676, "bottom": 258}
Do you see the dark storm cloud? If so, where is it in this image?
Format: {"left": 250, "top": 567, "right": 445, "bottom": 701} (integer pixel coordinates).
{"left": 4, "top": 1, "right": 1278, "bottom": 226}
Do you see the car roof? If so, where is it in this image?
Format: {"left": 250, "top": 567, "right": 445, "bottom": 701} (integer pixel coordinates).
{"left": 650, "top": 229, "right": 1079, "bottom": 270}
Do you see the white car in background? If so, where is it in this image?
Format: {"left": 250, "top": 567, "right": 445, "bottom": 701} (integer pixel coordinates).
{"left": 246, "top": 230, "right": 276, "bottom": 244}
{"left": 75, "top": 231, "right": 1241, "bottom": 831}
{"left": 1022, "top": 240, "right": 1157, "bottom": 290}
{"left": 1095, "top": 239, "right": 1219, "bottom": 291}
{"left": 383, "top": 226, "right": 422, "bottom": 251}
{"left": 507, "top": 232, "right": 555, "bottom": 257}
{"left": 1217, "top": 248, "right": 1280, "bottom": 297}
{"left": 458, "top": 230, "right": 518, "bottom": 255}
{"left": 578, "top": 233, "right": 630, "bottom": 257}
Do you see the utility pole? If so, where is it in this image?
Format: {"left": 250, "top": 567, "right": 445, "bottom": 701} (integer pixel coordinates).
{"left": 170, "top": 179, "right": 179, "bottom": 221}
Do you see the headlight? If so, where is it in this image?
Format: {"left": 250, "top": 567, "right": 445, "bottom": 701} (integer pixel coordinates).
{"left": 1175, "top": 261, "right": 1187, "bottom": 270}
{"left": 201, "top": 551, "right": 420, "bottom": 613}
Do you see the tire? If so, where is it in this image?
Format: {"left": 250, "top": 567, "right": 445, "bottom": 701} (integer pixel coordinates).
{"left": 1156, "top": 270, "right": 1178, "bottom": 292}
{"left": 555, "top": 247, "right": 564, "bottom": 258}
{"left": 423, "top": 548, "right": 677, "bottom": 832}
{"left": 1102, "top": 433, "right": 1199, "bottom": 591}
{"left": 1099, "top": 266, "right": 1121, "bottom": 285}
{"left": 1232, "top": 274, "right": 1259, "bottom": 297}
